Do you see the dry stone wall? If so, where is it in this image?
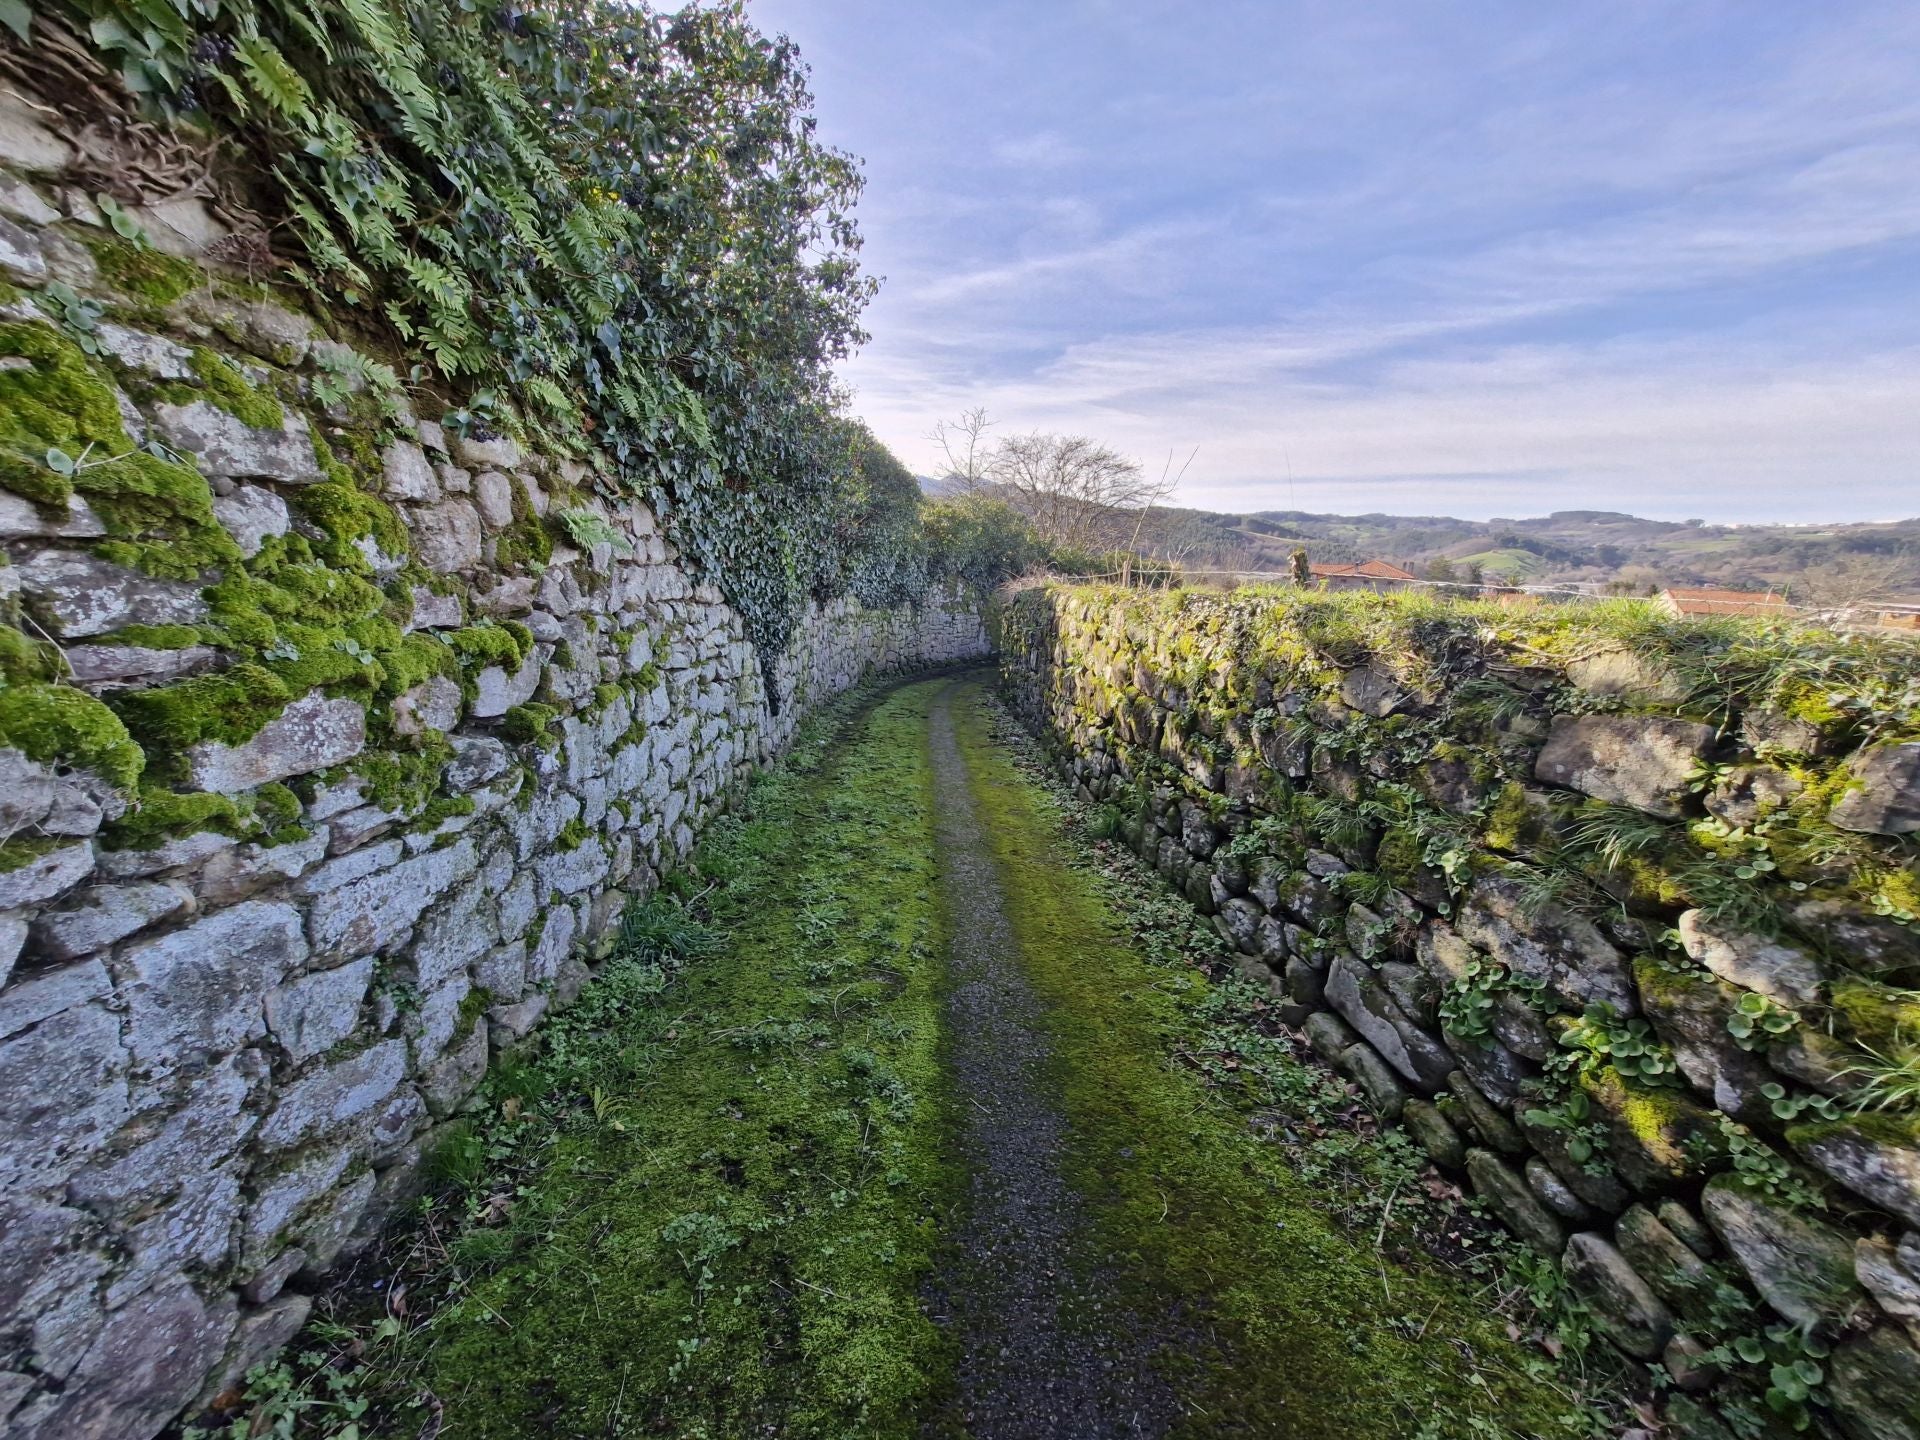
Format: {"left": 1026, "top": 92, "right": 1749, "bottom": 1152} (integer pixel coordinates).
{"left": 0, "top": 126, "right": 985, "bottom": 1438}
{"left": 1000, "top": 583, "right": 1920, "bottom": 1440}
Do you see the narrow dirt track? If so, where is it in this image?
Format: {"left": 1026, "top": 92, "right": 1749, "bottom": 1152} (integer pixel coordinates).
{"left": 924, "top": 680, "right": 1180, "bottom": 1440}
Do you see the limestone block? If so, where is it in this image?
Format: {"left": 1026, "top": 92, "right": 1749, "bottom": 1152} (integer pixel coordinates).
{"left": 1828, "top": 1325, "right": 1920, "bottom": 1440}
{"left": 17, "top": 549, "right": 208, "bottom": 638}
{"left": 0, "top": 210, "right": 45, "bottom": 282}
{"left": 1788, "top": 1119, "right": 1920, "bottom": 1228}
{"left": 472, "top": 469, "right": 515, "bottom": 528}
{"left": 10, "top": 1280, "right": 234, "bottom": 1440}
{"left": 421, "top": 1018, "right": 488, "bottom": 1118}
{"left": 1525, "top": 1157, "right": 1593, "bottom": 1221}
{"left": 96, "top": 830, "right": 236, "bottom": 882}
{"left": 391, "top": 674, "right": 461, "bottom": 737}
{"left": 1534, "top": 713, "right": 1715, "bottom": 818}
{"left": 0, "top": 998, "right": 129, "bottom": 1191}
{"left": 1677, "top": 910, "right": 1826, "bottom": 1007}
{"left": 0, "top": 839, "right": 94, "bottom": 909}
{"left": 63, "top": 641, "right": 222, "bottom": 690}
{"left": 29, "top": 880, "right": 193, "bottom": 961}
{"left": 0, "top": 490, "right": 107, "bottom": 539}
{"left": 1702, "top": 1173, "right": 1866, "bottom": 1328}
{"left": 210, "top": 483, "right": 290, "bottom": 559}
{"left": 1830, "top": 742, "right": 1920, "bottom": 836}
{"left": 1465, "top": 1148, "right": 1564, "bottom": 1257}
{"left": 257, "top": 1038, "right": 410, "bottom": 1151}
{"left": 1456, "top": 874, "right": 1636, "bottom": 1014}
{"left": 307, "top": 838, "right": 478, "bottom": 957}
{"left": 0, "top": 88, "right": 74, "bottom": 171}
{"left": 1325, "top": 952, "right": 1454, "bottom": 1091}
{"left": 264, "top": 958, "right": 374, "bottom": 1063}
{"left": 1705, "top": 764, "right": 1802, "bottom": 828}
{"left": 407, "top": 586, "right": 463, "bottom": 630}
{"left": 470, "top": 644, "right": 547, "bottom": 718}
{"left": 194, "top": 829, "right": 331, "bottom": 907}
{"left": 149, "top": 399, "right": 323, "bottom": 483}
{"left": 185, "top": 693, "right": 365, "bottom": 794}
{"left": 380, "top": 440, "right": 439, "bottom": 501}
{"left": 117, "top": 900, "right": 307, "bottom": 1077}
{"left": 1562, "top": 1232, "right": 1673, "bottom": 1359}
{"left": 449, "top": 430, "right": 520, "bottom": 470}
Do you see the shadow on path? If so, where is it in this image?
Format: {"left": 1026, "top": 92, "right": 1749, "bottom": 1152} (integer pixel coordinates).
{"left": 923, "top": 679, "right": 1180, "bottom": 1440}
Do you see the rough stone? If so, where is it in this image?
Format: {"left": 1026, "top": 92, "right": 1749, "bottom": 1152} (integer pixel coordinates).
{"left": 1677, "top": 909, "right": 1826, "bottom": 1007}
{"left": 0, "top": 840, "right": 95, "bottom": 909}
{"left": 1325, "top": 953, "right": 1455, "bottom": 1090}
{"left": 411, "top": 497, "right": 485, "bottom": 573}
{"left": 421, "top": 1016, "right": 488, "bottom": 1117}
{"left": 1829, "top": 742, "right": 1920, "bottom": 836}
{"left": 1856, "top": 1234, "right": 1920, "bottom": 1344}
{"left": 408, "top": 587, "right": 464, "bottom": 630}
{"left": 0, "top": 490, "right": 107, "bottom": 538}
{"left": 1701, "top": 1173, "right": 1866, "bottom": 1328}
{"left": 265, "top": 958, "right": 374, "bottom": 1064}
{"left": 1466, "top": 1148, "right": 1565, "bottom": 1257}
{"left": 185, "top": 693, "right": 366, "bottom": 793}
{"left": 1705, "top": 764, "right": 1803, "bottom": 828}
{"left": 1456, "top": 874, "right": 1636, "bottom": 1014}
{"left": 258, "top": 1039, "right": 410, "bottom": 1151}
{"left": 29, "top": 880, "right": 193, "bottom": 961}
{"left": 1338, "top": 1041, "right": 1408, "bottom": 1119}
{"left": 149, "top": 399, "right": 324, "bottom": 483}
{"left": 195, "top": 829, "right": 331, "bottom": 907}
{"left": 1516, "top": 1107, "right": 1632, "bottom": 1214}
{"left": 1615, "top": 1205, "right": 1717, "bottom": 1321}
{"left": 210, "top": 483, "right": 290, "bottom": 559}
{"left": 1401, "top": 1098, "right": 1464, "bottom": 1168}
{"left": 117, "top": 900, "right": 307, "bottom": 1079}
{"left": 96, "top": 830, "right": 236, "bottom": 881}
{"left": 63, "top": 641, "right": 222, "bottom": 690}
{"left": 1788, "top": 1119, "right": 1920, "bottom": 1228}
{"left": 445, "top": 735, "right": 512, "bottom": 790}
{"left": 1562, "top": 1232, "right": 1673, "bottom": 1358}
{"left": 308, "top": 838, "right": 478, "bottom": 957}
{"left": 1534, "top": 713, "right": 1716, "bottom": 818}
{"left": 1446, "top": 1070, "right": 1526, "bottom": 1151}
{"left": 1339, "top": 663, "right": 1404, "bottom": 717}
{"left": 1828, "top": 1325, "right": 1920, "bottom": 1440}
{"left": 0, "top": 89, "right": 74, "bottom": 171}
{"left": 0, "top": 210, "right": 45, "bottom": 282}
{"left": 203, "top": 1294, "right": 312, "bottom": 1406}
{"left": 1633, "top": 956, "right": 1774, "bottom": 1121}
{"left": 1564, "top": 649, "right": 1689, "bottom": 707}
{"left": 1525, "top": 1156, "right": 1594, "bottom": 1222}
{"left": 472, "top": 469, "right": 515, "bottom": 528}
{"left": 1302, "top": 1009, "right": 1358, "bottom": 1067}
{"left": 11, "top": 1280, "right": 234, "bottom": 1440}
{"left": 381, "top": 440, "right": 439, "bottom": 501}
{"left": 17, "top": 549, "right": 208, "bottom": 638}
{"left": 449, "top": 431, "right": 521, "bottom": 470}
{"left": 471, "top": 645, "right": 546, "bottom": 717}
{"left": 392, "top": 674, "right": 462, "bottom": 737}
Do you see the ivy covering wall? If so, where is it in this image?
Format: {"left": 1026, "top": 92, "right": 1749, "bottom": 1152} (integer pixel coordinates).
{"left": 3, "top": 0, "right": 960, "bottom": 660}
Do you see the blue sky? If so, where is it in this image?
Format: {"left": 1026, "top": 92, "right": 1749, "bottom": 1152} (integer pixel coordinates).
{"left": 745, "top": 1, "right": 1920, "bottom": 523}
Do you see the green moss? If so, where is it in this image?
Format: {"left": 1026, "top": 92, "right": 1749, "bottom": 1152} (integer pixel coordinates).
{"left": 348, "top": 734, "right": 453, "bottom": 814}
{"left": 0, "top": 683, "right": 144, "bottom": 790}
{"left": 501, "top": 702, "right": 559, "bottom": 745}
{"left": 0, "top": 624, "right": 63, "bottom": 684}
{"left": 554, "top": 817, "right": 588, "bottom": 851}
{"left": 97, "top": 623, "right": 206, "bottom": 650}
{"left": 0, "top": 834, "right": 64, "bottom": 873}
{"left": 445, "top": 623, "right": 530, "bottom": 672}
{"left": 78, "top": 231, "right": 200, "bottom": 306}
{"left": 379, "top": 631, "right": 459, "bottom": 700}
{"left": 112, "top": 665, "right": 293, "bottom": 755}
{"left": 1831, "top": 978, "right": 1920, "bottom": 1053}
{"left": 100, "top": 787, "right": 248, "bottom": 850}
{"left": 1482, "top": 781, "right": 1535, "bottom": 853}
{"left": 185, "top": 347, "right": 285, "bottom": 429}
{"left": 1787, "top": 1111, "right": 1920, "bottom": 1151}
{"left": 291, "top": 479, "right": 409, "bottom": 573}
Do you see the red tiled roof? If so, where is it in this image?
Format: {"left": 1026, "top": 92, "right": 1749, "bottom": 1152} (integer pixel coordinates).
{"left": 1309, "top": 559, "right": 1416, "bottom": 581}
{"left": 1660, "top": 587, "right": 1794, "bottom": 617}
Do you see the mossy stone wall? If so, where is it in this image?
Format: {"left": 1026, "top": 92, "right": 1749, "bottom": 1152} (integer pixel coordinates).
{"left": 999, "top": 582, "right": 1920, "bottom": 1440}
{"left": 0, "top": 132, "right": 986, "bottom": 1440}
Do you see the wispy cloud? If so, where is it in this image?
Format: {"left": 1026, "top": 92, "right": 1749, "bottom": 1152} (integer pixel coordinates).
{"left": 750, "top": 0, "right": 1920, "bottom": 522}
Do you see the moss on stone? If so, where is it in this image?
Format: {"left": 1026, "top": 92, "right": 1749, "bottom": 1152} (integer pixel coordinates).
{"left": 501, "top": 703, "right": 559, "bottom": 745}
{"left": 446, "top": 622, "right": 531, "bottom": 672}
{"left": 0, "top": 683, "right": 144, "bottom": 790}
{"left": 1831, "top": 978, "right": 1920, "bottom": 1053}
{"left": 555, "top": 817, "right": 588, "bottom": 851}
{"left": 77, "top": 231, "right": 201, "bottom": 306}
{"left": 185, "top": 347, "right": 285, "bottom": 429}
{"left": 0, "top": 834, "right": 64, "bottom": 873}
{"left": 0, "top": 624, "right": 64, "bottom": 684}
{"left": 112, "top": 664, "right": 294, "bottom": 756}
{"left": 100, "top": 787, "right": 248, "bottom": 850}
{"left": 349, "top": 735, "right": 454, "bottom": 814}
{"left": 97, "top": 623, "right": 206, "bottom": 650}
{"left": 291, "top": 479, "right": 410, "bottom": 574}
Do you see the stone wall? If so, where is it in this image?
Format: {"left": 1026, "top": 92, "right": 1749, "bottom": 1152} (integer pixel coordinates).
{"left": 0, "top": 119, "right": 986, "bottom": 1438}
{"left": 999, "top": 583, "right": 1920, "bottom": 1440}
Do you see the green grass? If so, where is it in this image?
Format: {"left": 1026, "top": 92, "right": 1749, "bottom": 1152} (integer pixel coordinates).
{"left": 947, "top": 681, "right": 1617, "bottom": 1440}
{"left": 395, "top": 683, "right": 959, "bottom": 1438}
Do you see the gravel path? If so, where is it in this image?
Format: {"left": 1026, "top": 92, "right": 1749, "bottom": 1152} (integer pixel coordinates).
{"left": 924, "top": 681, "right": 1180, "bottom": 1440}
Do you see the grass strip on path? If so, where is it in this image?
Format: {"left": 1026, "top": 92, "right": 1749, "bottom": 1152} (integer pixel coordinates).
{"left": 948, "top": 679, "right": 1624, "bottom": 1440}
{"left": 358, "top": 681, "right": 961, "bottom": 1439}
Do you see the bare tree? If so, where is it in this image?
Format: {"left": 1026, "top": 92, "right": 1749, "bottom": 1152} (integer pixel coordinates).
{"left": 985, "top": 431, "right": 1172, "bottom": 553}
{"left": 929, "top": 407, "right": 994, "bottom": 493}
{"left": 1797, "top": 552, "right": 1918, "bottom": 624}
